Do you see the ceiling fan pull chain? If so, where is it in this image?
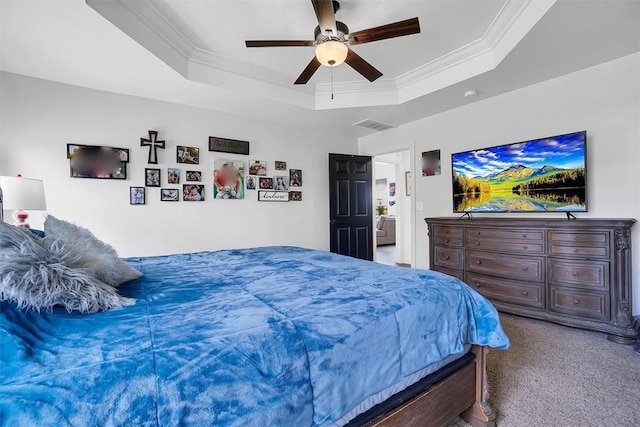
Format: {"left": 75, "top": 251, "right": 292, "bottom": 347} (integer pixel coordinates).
{"left": 331, "top": 67, "right": 334, "bottom": 100}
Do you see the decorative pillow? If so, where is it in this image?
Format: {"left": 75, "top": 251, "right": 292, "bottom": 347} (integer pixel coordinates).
{"left": 30, "top": 229, "right": 45, "bottom": 238}
{"left": 0, "top": 222, "right": 135, "bottom": 313}
{"left": 44, "top": 216, "right": 142, "bottom": 287}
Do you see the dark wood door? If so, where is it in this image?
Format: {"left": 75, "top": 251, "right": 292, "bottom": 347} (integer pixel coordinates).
{"left": 329, "top": 153, "right": 373, "bottom": 260}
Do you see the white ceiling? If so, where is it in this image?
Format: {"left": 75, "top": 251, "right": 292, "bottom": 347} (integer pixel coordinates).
{"left": 1, "top": 0, "right": 639, "bottom": 139}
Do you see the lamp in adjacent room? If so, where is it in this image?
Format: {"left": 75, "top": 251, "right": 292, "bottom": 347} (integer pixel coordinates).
{"left": 0, "top": 175, "right": 47, "bottom": 228}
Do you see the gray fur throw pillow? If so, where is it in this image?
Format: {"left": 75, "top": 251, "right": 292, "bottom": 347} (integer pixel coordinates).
{"left": 0, "top": 222, "right": 135, "bottom": 313}
{"left": 44, "top": 215, "right": 142, "bottom": 287}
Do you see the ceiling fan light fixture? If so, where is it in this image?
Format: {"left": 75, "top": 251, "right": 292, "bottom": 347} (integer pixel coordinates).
{"left": 315, "top": 40, "right": 348, "bottom": 67}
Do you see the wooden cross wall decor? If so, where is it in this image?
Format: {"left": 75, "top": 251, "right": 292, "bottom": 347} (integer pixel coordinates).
{"left": 140, "top": 130, "right": 165, "bottom": 164}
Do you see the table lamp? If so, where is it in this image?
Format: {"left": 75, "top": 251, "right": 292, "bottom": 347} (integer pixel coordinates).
{"left": 0, "top": 175, "right": 47, "bottom": 228}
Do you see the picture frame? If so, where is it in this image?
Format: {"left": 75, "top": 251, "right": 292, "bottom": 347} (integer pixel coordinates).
{"left": 186, "top": 170, "right": 202, "bottom": 182}
{"left": 209, "top": 136, "right": 250, "bottom": 155}
{"left": 167, "top": 168, "right": 180, "bottom": 184}
{"left": 160, "top": 188, "right": 180, "bottom": 201}
{"left": 183, "top": 184, "right": 205, "bottom": 201}
{"left": 405, "top": 171, "right": 412, "bottom": 196}
{"left": 145, "top": 168, "right": 161, "bottom": 187}
{"left": 275, "top": 161, "right": 287, "bottom": 171}
{"left": 213, "top": 159, "right": 245, "bottom": 199}
{"left": 289, "top": 169, "right": 302, "bottom": 187}
{"left": 273, "top": 175, "right": 289, "bottom": 191}
{"left": 258, "top": 191, "right": 290, "bottom": 202}
{"left": 422, "top": 149, "right": 442, "bottom": 176}
{"left": 246, "top": 176, "right": 256, "bottom": 190}
{"left": 130, "top": 187, "right": 145, "bottom": 205}
{"left": 67, "top": 144, "right": 129, "bottom": 179}
{"left": 177, "top": 146, "right": 199, "bottom": 164}
{"left": 249, "top": 160, "right": 267, "bottom": 176}
{"left": 290, "top": 191, "right": 302, "bottom": 201}
{"left": 259, "top": 177, "right": 273, "bottom": 189}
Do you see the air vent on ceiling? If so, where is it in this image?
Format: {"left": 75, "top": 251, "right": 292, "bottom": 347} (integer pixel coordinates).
{"left": 352, "top": 119, "right": 396, "bottom": 132}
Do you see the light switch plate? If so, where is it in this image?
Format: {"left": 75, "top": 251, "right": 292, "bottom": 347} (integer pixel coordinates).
{"left": 416, "top": 202, "right": 424, "bottom": 211}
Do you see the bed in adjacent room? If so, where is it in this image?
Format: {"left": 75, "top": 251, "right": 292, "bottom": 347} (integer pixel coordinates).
{"left": 0, "top": 221, "right": 509, "bottom": 427}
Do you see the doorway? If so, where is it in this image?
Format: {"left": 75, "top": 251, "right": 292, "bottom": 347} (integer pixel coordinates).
{"left": 374, "top": 150, "right": 412, "bottom": 267}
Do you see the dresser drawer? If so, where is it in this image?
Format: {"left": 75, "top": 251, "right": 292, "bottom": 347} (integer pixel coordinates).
{"left": 433, "top": 234, "right": 463, "bottom": 247}
{"left": 435, "top": 266, "right": 465, "bottom": 281}
{"left": 548, "top": 259, "right": 610, "bottom": 291}
{"left": 549, "top": 286, "right": 610, "bottom": 321}
{"left": 466, "top": 237, "right": 544, "bottom": 254}
{"left": 434, "top": 246, "right": 464, "bottom": 269}
{"left": 466, "top": 251, "right": 544, "bottom": 282}
{"left": 466, "top": 272, "right": 545, "bottom": 308}
{"left": 548, "top": 231, "right": 610, "bottom": 258}
{"left": 433, "top": 225, "right": 464, "bottom": 240}
{"left": 466, "top": 228, "right": 544, "bottom": 242}
{"left": 548, "top": 244, "right": 609, "bottom": 258}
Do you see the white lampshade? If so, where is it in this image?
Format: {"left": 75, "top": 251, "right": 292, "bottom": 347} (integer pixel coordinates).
{"left": 0, "top": 176, "right": 47, "bottom": 211}
{"left": 315, "top": 40, "right": 348, "bottom": 67}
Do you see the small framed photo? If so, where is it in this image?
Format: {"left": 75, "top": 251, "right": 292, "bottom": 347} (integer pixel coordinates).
{"left": 422, "top": 149, "right": 441, "bottom": 176}
{"left": 246, "top": 176, "right": 256, "bottom": 190}
{"left": 290, "top": 191, "right": 302, "bottom": 201}
{"left": 289, "top": 169, "right": 302, "bottom": 187}
{"left": 405, "top": 171, "right": 412, "bottom": 196}
{"left": 186, "top": 170, "right": 202, "bottom": 182}
{"left": 145, "top": 168, "right": 161, "bottom": 187}
{"left": 249, "top": 160, "right": 267, "bottom": 176}
{"left": 177, "top": 146, "right": 199, "bottom": 164}
{"left": 275, "top": 161, "right": 287, "bottom": 171}
{"left": 167, "top": 168, "right": 180, "bottom": 184}
{"left": 183, "top": 184, "right": 205, "bottom": 201}
{"left": 161, "top": 188, "right": 180, "bottom": 201}
{"left": 273, "top": 175, "right": 289, "bottom": 191}
{"left": 259, "top": 177, "right": 273, "bottom": 189}
{"left": 258, "top": 191, "right": 290, "bottom": 202}
{"left": 130, "top": 187, "right": 145, "bottom": 205}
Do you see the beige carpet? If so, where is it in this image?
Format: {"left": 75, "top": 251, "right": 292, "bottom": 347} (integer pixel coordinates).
{"left": 448, "top": 314, "right": 640, "bottom": 427}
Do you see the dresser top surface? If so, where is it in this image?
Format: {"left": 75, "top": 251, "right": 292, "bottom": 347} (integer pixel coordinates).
{"left": 424, "top": 217, "right": 636, "bottom": 229}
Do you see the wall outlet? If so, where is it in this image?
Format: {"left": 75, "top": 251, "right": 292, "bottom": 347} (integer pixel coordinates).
{"left": 416, "top": 202, "right": 424, "bottom": 211}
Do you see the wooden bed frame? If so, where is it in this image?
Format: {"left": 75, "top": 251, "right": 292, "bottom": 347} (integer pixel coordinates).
{"left": 366, "top": 346, "right": 496, "bottom": 427}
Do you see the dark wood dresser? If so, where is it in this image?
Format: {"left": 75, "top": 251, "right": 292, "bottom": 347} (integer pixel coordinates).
{"left": 425, "top": 217, "right": 637, "bottom": 344}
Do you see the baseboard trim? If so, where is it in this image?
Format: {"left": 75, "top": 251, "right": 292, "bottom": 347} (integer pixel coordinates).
{"left": 395, "top": 262, "right": 411, "bottom": 268}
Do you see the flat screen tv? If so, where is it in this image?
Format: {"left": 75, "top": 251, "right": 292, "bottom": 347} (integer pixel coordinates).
{"left": 451, "top": 131, "right": 587, "bottom": 213}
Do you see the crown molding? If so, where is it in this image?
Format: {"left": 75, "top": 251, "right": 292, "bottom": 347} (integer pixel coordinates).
{"left": 87, "top": 0, "right": 556, "bottom": 111}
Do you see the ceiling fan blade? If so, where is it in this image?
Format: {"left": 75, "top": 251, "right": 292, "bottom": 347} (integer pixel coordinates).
{"left": 245, "top": 40, "right": 315, "bottom": 48}
{"left": 344, "top": 49, "right": 383, "bottom": 82}
{"left": 347, "top": 17, "right": 420, "bottom": 46}
{"left": 294, "top": 56, "right": 321, "bottom": 85}
{"left": 312, "top": 0, "right": 337, "bottom": 37}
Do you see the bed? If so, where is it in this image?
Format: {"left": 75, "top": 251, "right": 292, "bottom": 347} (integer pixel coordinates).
{"left": 1, "top": 246, "right": 509, "bottom": 426}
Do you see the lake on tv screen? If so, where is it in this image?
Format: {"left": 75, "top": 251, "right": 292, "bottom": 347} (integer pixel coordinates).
{"left": 452, "top": 133, "right": 586, "bottom": 212}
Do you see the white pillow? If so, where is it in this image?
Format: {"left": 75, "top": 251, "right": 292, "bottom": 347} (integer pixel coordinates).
{"left": 44, "top": 216, "right": 142, "bottom": 287}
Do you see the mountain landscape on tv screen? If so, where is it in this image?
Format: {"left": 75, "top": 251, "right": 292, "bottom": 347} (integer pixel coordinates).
{"left": 452, "top": 133, "right": 586, "bottom": 212}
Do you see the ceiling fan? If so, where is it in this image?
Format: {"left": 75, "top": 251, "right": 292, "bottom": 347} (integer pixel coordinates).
{"left": 245, "top": 0, "right": 420, "bottom": 85}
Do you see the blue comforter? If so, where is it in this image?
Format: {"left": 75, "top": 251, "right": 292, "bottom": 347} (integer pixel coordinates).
{"left": 1, "top": 247, "right": 508, "bottom": 426}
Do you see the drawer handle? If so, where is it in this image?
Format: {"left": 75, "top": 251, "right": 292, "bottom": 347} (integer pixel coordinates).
{"left": 522, "top": 234, "right": 527, "bottom": 238}
{"left": 445, "top": 239, "right": 450, "bottom": 243}
{"left": 572, "top": 271, "right": 580, "bottom": 278}
{"left": 522, "top": 266, "right": 529, "bottom": 271}
{"left": 573, "top": 248, "right": 580, "bottom": 254}
{"left": 475, "top": 283, "right": 481, "bottom": 288}
{"left": 476, "top": 231, "right": 481, "bottom": 236}
{"left": 445, "top": 230, "right": 450, "bottom": 234}
{"left": 476, "top": 242, "right": 481, "bottom": 246}
{"left": 523, "top": 246, "right": 528, "bottom": 250}
{"left": 522, "top": 291, "right": 528, "bottom": 297}
{"left": 574, "top": 236, "right": 579, "bottom": 241}
{"left": 444, "top": 255, "right": 450, "bottom": 260}
{"left": 475, "top": 260, "right": 482, "bottom": 265}
{"left": 573, "top": 299, "right": 580, "bottom": 305}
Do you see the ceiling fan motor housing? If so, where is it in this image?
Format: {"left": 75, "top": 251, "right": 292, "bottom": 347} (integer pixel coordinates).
{"left": 314, "top": 21, "right": 349, "bottom": 43}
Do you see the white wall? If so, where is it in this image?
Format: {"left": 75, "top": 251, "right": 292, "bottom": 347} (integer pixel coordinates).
{"left": 0, "top": 72, "right": 358, "bottom": 256}
{"left": 359, "top": 53, "right": 640, "bottom": 314}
